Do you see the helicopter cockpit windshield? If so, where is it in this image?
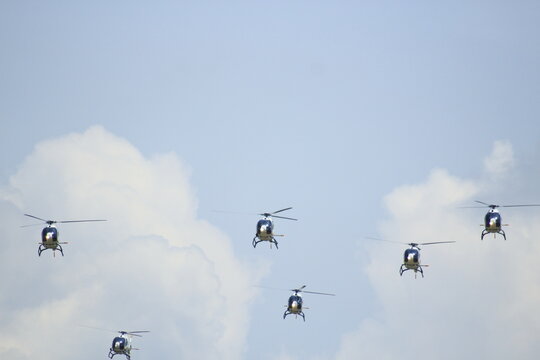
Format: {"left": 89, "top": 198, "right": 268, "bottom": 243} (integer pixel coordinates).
{"left": 41, "top": 227, "right": 58, "bottom": 241}
{"left": 257, "top": 219, "right": 272, "bottom": 230}
{"left": 404, "top": 248, "right": 419, "bottom": 263}
{"left": 288, "top": 295, "right": 302, "bottom": 306}
{"left": 485, "top": 212, "right": 501, "bottom": 226}
{"left": 113, "top": 337, "right": 126, "bottom": 349}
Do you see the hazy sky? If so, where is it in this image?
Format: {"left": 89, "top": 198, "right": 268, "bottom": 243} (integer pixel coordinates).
{"left": 1, "top": 1, "right": 540, "bottom": 359}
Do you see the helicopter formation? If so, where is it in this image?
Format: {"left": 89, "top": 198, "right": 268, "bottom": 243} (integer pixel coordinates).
{"left": 18, "top": 199, "right": 540, "bottom": 357}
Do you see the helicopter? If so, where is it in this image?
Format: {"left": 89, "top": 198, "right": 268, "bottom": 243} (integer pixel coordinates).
{"left": 22, "top": 213, "right": 106, "bottom": 256}
{"left": 366, "top": 237, "right": 455, "bottom": 278}
{"left": 283, "top": 285, "right": 335, "bottom": 321}
{"left": 253, "top": 207, "right": 297, "bottom": 249}
{"left": 109, "top": 330, "right": 149, "bottom": 360}
{"left": 462, "top": 200, "right": 540, "bottom": 240}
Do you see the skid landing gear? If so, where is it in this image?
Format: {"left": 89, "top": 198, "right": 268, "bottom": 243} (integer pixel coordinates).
{"left": 38, "top": 244, "right": 64, "bottom": 257}
{"left": 283, "top": 310, "right": 305, "bottom": 321}
{"left": 400, "top": 265, "right": 424, "bottom": 278}
{"left": 481, "top": 229, "right": 506, "bottom": 240}
{"left": 252, "top": 236, "right": 278, "bottom": 249}
{"left": 108, "top": 350, "right": 130, "bottom": 360}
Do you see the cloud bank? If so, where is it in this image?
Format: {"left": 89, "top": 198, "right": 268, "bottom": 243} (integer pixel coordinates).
{"left": 0, "top": 126, "right": 258, "bottom": 360}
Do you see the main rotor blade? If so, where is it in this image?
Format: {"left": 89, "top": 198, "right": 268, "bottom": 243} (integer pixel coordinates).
{"left": 471, "top": 201, "right": 540, "bottom": 208}
{"left": 20, "top": 223, "right": 45, "bottom": 228}
{"left": 24, "top": 214, "right": 49, "bottom": 222}
{"left": 302, "top": 290, "right": 336, "bottom": 296}
{"left": 365, "top": 236, "right": 406, "bottom": 245}
{"left": 271, "top": 207, "right": 293, "bottom": 214}
{"left": 78, "top": 325, "right": 117, "bottom": 333}
{"left": 499, "top": 204, "right": 540, "bottom": 208}
{"left": 419, "top": 241, "right": 456, "bottom": 246}
{"left": 57, "top": 219, "right": 107, "bottom": 224}
{"left": 271, "top": 215, "right": 298, "bottom": 221}
{"left": 125, "top": 330, "right": 150, "bottom": 337}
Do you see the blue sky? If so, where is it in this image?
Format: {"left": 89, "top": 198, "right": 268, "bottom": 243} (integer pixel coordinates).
{"left": 1, "top": 1, "right": 540, "bottom": 359}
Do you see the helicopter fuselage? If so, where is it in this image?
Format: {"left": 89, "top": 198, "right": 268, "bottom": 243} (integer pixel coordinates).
{"left": 400, "top": 247, "right": 426, "bottom": 277}
{"left": 109, "top": 335, "right": 132, "bottom": 359}
{"left": 41, "top": 226, "right": 58, "bottom": 247}
{"left": 287, "top": 295, "right": 303, "bottom": 313}
{"left": 482, "top": 209, "right": 505, "bottom": 240}
{"left": 253, "top": 218, "right": 279, "bottom": 248}
{"left": 256, "top": 219, "right": 274, "bottom": 239}
{"left": 39, "top": 225, "right": 65, "bottom": 256}
{"left": 484, "top": 210, "right": 502, "bottom": 231}
{"left": 402, "top": 248, "right": 420, "bottom": 271}
{"left": 284, "top": 294, "right": 305, "bottom": 320}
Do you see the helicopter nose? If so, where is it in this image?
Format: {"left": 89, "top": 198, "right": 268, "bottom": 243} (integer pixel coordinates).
{"left": 406, "top": 253, "right": 417, "bottom": 264}
{"left": 291, "top": 301, "right": 298, "bottom": 310}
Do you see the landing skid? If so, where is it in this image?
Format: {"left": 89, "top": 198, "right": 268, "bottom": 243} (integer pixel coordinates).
{"left": 283, "top": 310, "right": 305, "bottom": 321}
{"left": 38, "top": 244, "right": 64, "bottom": 257}
{"left": 108, "top": 350, "right": 130, "bottom": 360}
{"left": 481, "top": 229, "right": 506, "bottom": 240}
{"left": 400, "top": 264, "right": 424, "bottom": 278}
{"left": 252, "top": 236, "right": 278, "bottom": 249}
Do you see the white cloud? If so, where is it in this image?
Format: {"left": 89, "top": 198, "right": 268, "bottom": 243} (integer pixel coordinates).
{"left": 333, "top": 141, "right": 540, "bottom": 360}
{"left": 0, "top": 126, "right": 261, "bottom": 360}
{"left": 483, "top": 140, "right": 514, "bottom": 178}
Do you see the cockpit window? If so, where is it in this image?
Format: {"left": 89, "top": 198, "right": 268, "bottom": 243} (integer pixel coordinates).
{"left": 113, "top": 337, "right": 126, "bottom": 349}
{"left": 485, "top": 212, "right": 501, "bottom": 226}
{"left": 42, "top": 227, "right": 57, "bottom": 236}
{"left": 42, "top": 227, "right": 58, "bottom": 240}
{"left": 257, "top": 219, "right": 271, "bottom": 227}
{"left": 288, "top": 295, "right": 302, "bottom": 306}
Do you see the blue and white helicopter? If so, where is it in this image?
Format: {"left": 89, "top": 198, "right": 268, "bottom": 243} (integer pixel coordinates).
{"left": 463, "top": 200, "right": 540, "bottom": 240}
{"left": 283, "top": 285, "right": 335, "bottom": 321}
{"left": 23, "top": 213, "right": 106, "bottom": 256}
{"left": 109, "top": 330, "right": 149, "bottom": 360}
{"left": 253, "top": 207, "right": 297, "bottom": 249}
{"left": 367, "top": 237, "right": 455, "bottom": 278}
